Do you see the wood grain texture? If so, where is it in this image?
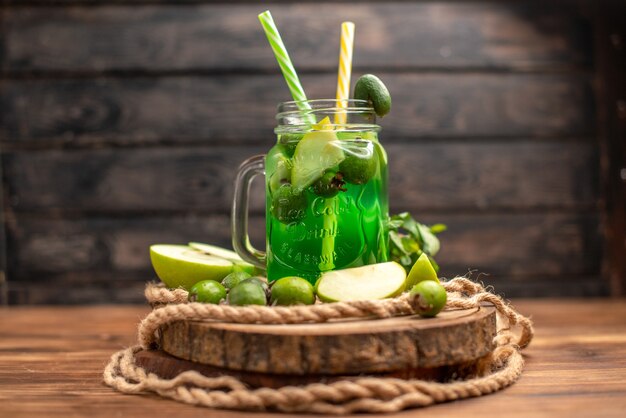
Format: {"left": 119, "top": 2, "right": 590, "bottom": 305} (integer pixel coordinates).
{"left": 3, "top": 212, "right": 605, "bottom": 303}
{"left": 5, "top": 213, "right": 600, "bottom": 277}
{"left": 159, "top": 307, "right": 496, "bottom": 375}
{"left": 0, "top": 158, "right": 7, "bottom": 305}
{"left": 0, "top": 3, "right": 591, "bottom": 73}
{"left": 2, "top": 141, "right": 599, "bottom": 213}
{"left": 6, "top": 280, "right": 150, "bottom": 304}
{"left": 593, "top": 2, "right": 626, "bottom": 296}
{"left": 0, "top": 73, "right": 594, "bottom": 146}
{"left": 1, "top": 301, "right": 625, "bottom": 417}
{"left": 135, "top": 349, "right": 491, "bottom": 388}
{"left": 0, "top": 0, "right": 609, "bottom": 303}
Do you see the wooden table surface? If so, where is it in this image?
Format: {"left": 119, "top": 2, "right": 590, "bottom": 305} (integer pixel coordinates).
{"left": 1, "top": 300, "right": 625, "bottom": 417}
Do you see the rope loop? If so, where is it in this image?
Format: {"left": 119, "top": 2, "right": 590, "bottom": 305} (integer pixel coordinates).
{"left": 104, "top": 277, "right": 534, "bottom": 414}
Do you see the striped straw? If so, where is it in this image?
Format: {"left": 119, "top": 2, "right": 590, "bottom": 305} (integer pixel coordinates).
{"left": 258, "top": 10, "right": 313, "bottom": 123}
{"left": 335, "top": 22, "right": 355, "bottom": 125}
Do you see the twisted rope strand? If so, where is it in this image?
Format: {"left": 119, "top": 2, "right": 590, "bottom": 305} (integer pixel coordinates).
{"left": 145, "top": 284, "right": 188, "bottom": 305}
{"left": 104, "top": 277, "right": 533, "bottom": 414}
{"left": 138, "top": 289, "right": 416, "bottom": 348}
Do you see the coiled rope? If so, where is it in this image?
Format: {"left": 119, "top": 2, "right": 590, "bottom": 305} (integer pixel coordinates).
{"left": 104, "top": 277, "right": 533, "bottom": 414}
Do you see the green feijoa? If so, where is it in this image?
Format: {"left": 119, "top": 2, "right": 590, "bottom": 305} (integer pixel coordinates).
{"left": 271, "top": 184, "right": 307, "bottom": 224}
{"left": 188, "top": 280, "right": 227, "bottom": 304}
{"left": 241, "top": 277, "right": 270, "bottom": 293}
{"left": 278, "top": 134, "right": 302, "bottom": 157}
{"left": 228, "top": 280, "right": 268, "bottom": 306}
{"left": 270, "top": 276, "right": 315, "bottom": 306}
{"left": 339, "top": 142, "right": 378, "bottom": 185}
{"left": 409, "top": 280, "right": 447, "bottom": 317}
{"left": 221, "top": 271, "right": 252, "bottom": 290}
{"left": 354, "top": 74, "right": 392, "bottom": 117}
{"left": 312, "top": 172, "right": 346, "bottom": 198}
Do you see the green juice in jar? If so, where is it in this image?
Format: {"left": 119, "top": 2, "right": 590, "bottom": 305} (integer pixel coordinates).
{"left": 232, "top": 100, "right": 389, "bottom": 285}
{"left": 265, "top": 129, "right": 389, "bottom": 284}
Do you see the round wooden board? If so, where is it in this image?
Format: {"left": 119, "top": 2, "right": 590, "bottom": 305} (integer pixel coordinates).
{"left": 159, "top": 306, "right": 496, "bottom": 376}
{"left": 135, "top": 349, "right": 491, "bottom": 389}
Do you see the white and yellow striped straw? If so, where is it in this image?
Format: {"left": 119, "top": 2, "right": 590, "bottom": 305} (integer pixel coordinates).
{"left": 335, "top": 22, "right": 355, "bottom": 126}
{"left": 258, "top": 10, "right": 314, "bottom": 124}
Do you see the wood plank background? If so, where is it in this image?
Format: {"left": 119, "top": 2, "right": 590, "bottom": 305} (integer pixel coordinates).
{"left": 0, "top": 0, "right": 620, "bottom": 303}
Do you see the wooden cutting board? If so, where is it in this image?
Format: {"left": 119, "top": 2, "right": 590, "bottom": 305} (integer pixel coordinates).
{"left": 151, "top": 306, "right": 496, "bottom": 381}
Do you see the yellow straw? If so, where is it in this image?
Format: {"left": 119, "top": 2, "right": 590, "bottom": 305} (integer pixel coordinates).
{"left": 320, "top": 22, "right": 356, "bottom": 271}
{"left": 334, "top": 22, "right": 355, "bottom": 125}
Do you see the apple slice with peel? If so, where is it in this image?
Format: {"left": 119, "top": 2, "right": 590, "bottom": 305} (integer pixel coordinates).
{"left": 150, "top": 244, "right": 234, "bottom": 290}
{"left": 291, "top": 117, "right": 345, "bottom": 192}
{"left": 189, "top": 242, "right": 244, "bottom": 262}
{"left": 406, "top": 253, "right": 439, "bottom": 289}
{"left": 188, "top": 242, "right": 259, "bottom": 275}
{"left": 316, "top": 262, "right": 407, "bottom": 302}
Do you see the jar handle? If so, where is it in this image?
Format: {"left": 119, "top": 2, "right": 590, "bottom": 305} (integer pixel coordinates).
{"left": 231, "top": 154, "right": 266, "bottom": 270}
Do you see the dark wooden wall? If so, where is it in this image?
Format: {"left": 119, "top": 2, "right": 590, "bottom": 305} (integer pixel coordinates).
{"left": 0, "top": 0, "right": 623, "bottom": 304}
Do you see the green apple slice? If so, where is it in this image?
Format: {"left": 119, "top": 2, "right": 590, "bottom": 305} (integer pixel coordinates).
{"left": 188, "top": 242, "right": 243, "bottom": 262}
{"left": 269, "top": 154, "right": 291, "bottom": 193}
{"left": 188, "top": 242, "right": 259, "bottom": 275}
{"left": 150, "top": 244, "right": 234, "bottom": 290}
{"left": 291, "top": 117, "right": 345, "bottom": 192}
{"left": 266, "top": 145, "right": 292, "bottom": 193}
{"left": 406, "top": 253, "right": 439, "bottom": 289}
{"left": 316, "top": 262, "right": 407, "bottom": 302}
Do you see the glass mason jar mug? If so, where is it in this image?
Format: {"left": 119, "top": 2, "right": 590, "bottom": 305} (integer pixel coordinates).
{"left": 232, "top": 99, "right": 389, "bottom": 284}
